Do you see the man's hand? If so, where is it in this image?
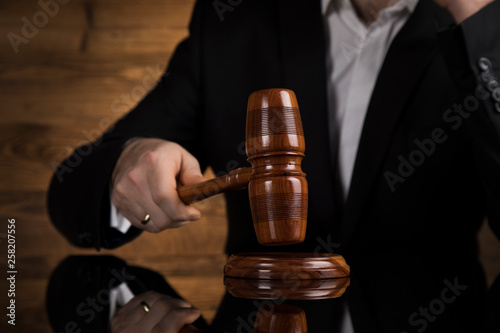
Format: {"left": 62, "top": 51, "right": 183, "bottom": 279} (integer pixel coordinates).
{"left": 111, "top": 291, "right": 201, "bottom": 333}
{"left": 111, "top": 138, "right": 207, "bottom": 233}
{"left": 433, "top": 0, "right": 494, "bottom": 24}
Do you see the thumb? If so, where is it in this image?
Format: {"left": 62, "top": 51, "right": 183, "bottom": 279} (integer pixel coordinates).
{"left": 178, "top": 152, "right": 206, "bottom": 186}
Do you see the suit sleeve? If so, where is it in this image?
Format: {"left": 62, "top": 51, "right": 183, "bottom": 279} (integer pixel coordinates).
{"left": 437, "top": 1, "right": 500, "bottom": 240}
{"left": 47, "top": 0, "right": 207, "bottom": 250}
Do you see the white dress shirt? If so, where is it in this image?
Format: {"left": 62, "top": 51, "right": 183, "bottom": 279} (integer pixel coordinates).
{"left": 109, "top": 282, "right": 136, "bottom": 320}
{"left": 110, "top": 193, "right": 132, "bottom": 233}
{"left": 323, "top": 0, "right": 419, "bottom": 197}
{"left": 110, "top": 0, "right": 419, "bottom": 328}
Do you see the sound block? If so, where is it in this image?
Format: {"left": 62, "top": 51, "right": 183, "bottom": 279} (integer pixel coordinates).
{"left": 224, "top": 252, "right": 349, "bottom": 280}
{"left": 224, "top": 276, "right": 350, "bottom": 300}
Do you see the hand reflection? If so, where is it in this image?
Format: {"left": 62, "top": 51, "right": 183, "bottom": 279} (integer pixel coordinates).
{"left": 46, "top": 255, "right": 209, "bottom": 333}
{"left": 111, "top": 291, "right": 201, "bottom": 333}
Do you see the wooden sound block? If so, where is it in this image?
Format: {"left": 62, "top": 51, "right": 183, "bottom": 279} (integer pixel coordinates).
{"left": 224, "top": 276, "right": 350, "bottom": 300}
{"left": 224, "top": 252, "right": 350, "bottom": 279}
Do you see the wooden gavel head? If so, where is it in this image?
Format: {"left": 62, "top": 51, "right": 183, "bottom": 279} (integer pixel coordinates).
{"left": 246, "top": 89, "right": 308, "bottom": 246}
{"left": 177, "top": 88, "right": 308, "bottom": 246}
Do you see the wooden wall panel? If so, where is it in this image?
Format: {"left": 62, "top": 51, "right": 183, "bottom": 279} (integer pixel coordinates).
{"left": 0, "top": 1, "right": 229, "bottom": 331}
{"left": 1, "top": 0, "right": 499, "bottom": 332}
{"left": 91, "top": 0, "right": 193, "bottom": 29}
{"left": 85, "top": 29, "right": 187, "bottom": 54}
{"left": 0, "top": 0, "right": 86, "bottom": 27}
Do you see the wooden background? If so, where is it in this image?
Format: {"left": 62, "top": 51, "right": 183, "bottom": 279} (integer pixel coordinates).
{"left": 0, "top": 0, "right": 499, "bottom": 332}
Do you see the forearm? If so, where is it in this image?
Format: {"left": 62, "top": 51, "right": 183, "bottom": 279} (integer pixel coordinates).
{"left": 48, "top": 139, "right": 136, "bottom": 249}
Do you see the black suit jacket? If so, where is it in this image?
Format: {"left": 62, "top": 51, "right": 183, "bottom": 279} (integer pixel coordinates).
{"left": 46, "top": 256, "right": 209, "bottom": 332}
{"left": 48, "top": 0, "right": 500, "bottom": 331}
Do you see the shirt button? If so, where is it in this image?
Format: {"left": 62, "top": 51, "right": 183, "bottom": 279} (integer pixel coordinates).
{"left": 479, "top": 57, "right": 493, "bottom": 71}
{"left": 493, "top": 87, "right": 500, "bottom": 102}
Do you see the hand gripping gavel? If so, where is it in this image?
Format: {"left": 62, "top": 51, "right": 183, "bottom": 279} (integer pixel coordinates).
{"left": 177, "top": 88, "right": 308, "bottom": 246}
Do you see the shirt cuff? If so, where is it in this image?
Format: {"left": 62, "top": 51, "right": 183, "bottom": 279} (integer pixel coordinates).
{"left": 110, "top": 196, "right": 133, "bottom": 234}
{"left": 109, "top": 282, "right": 135, "bottom": 321}
{"left": 109, "top": 137, "right": 140, "bottom": 235}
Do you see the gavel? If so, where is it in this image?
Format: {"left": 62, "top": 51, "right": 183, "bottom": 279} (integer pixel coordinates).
{"left": 254, "top": 304, "right": 308, "bottom": 333}
{"left": 177, "top": 88, "right": 308, "bottom": 246}
{"left": 180, "top": 304, "right": 308, "bottom": 333}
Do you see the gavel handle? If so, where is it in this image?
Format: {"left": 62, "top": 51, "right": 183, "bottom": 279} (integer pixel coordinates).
{"left": 180, "top": 325, "right": 205, "bottom": 333}
{"left": 177, "top": 167, "right": 252, "bottom": 204}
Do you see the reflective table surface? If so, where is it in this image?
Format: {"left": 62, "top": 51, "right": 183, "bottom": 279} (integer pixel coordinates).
{"left": 45, "top": 254, "right": 500, "bottom": 333}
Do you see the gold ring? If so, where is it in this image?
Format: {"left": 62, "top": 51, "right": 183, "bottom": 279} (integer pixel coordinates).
{"left": 140, "top": 301, "right": 150, "bottom": 313}
{"left": 141, "top": 214, "right": 150, "bottom": 225}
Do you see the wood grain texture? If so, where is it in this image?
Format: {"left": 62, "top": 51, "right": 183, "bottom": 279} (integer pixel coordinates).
{"left": 224, "top": 277, "right": 350, "bottom": 300}
{"left": 246, "top": 89, "right": 308, "bottom": 246}
{"left": 1, "top": 0, "right": 500, "bottom": 332}
{"left": 0, "top": 1, "right": 228, "bottom": 331}
{"left": 178, "top": 167, "right": 252, "bottom": 204}
{"left": 254, "top": 304, "right": 308, "bottom": 333}
{"left": 224, "top": 253, "right": 350, "bottom": 280}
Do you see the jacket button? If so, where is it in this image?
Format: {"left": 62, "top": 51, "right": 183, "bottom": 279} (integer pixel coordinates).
{"left": 488, "top": 80, "right": 499, "bottom": 92}
{"left": 495, "top": 103, "right": 500, "bottom": 113}
{"left": 479, "top": 57, "right": 492, "bottom": 71}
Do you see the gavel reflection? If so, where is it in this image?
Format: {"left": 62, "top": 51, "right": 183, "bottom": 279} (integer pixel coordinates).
{"left": 177, "top": 88, "right": 307, "bottom": 246}
{"left": 254, "top": 304, "right": 307, "bottom": 333}
{"left": 181, "top": 305, "right": 308, "bottom": 333}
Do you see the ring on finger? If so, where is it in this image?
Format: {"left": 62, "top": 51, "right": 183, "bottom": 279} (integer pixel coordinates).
{"left": 140, "top": 301, "right": 151, "bottom": 313}
{"left": 141, "top": 214, "right": 151, "bottom": 225}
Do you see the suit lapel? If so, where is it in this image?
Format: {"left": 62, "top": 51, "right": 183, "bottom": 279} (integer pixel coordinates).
{"left": 278, "top": 0, "right": 342, "bottom": 237}
{"left": 341, "top": 0, "right": 445, "bottom": 249}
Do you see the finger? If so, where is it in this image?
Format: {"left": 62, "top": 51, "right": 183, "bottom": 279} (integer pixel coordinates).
{"left": 148, "top": 160, "right": 201, "bottom": 227}
{"left": 178, "top": 151, "right": 206, "bottom": 186}
{"left": 161, "top": 196, "right": 201, "bottom": 228}
{"left": 112, "top": 170, "right": 168, "bottom": 233}
{"left": 137, "top": 190, "right": 174, "bottom": 233}
{"left": 118, "top": 291, "right": 165, "bottom": 321}
{"left": 112, "top": 178, "right": 149, "bottom": 228}
{"left": 152, "top": 308, "right": 201, "bottom": 333}
{"left": 141, "top": 296, "right": 194, "bottom": 331}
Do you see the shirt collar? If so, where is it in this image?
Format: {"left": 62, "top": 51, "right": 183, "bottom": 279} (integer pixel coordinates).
{"left": 321, "top": 0, "right": 420, "bottom": 16}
